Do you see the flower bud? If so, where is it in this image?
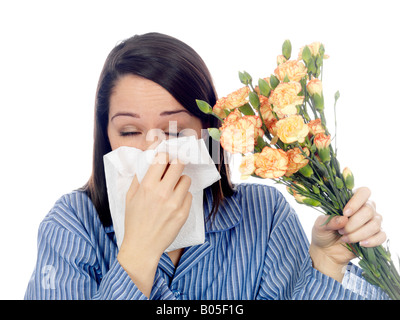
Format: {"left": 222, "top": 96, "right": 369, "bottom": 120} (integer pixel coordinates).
{"left": 302, "top": 198, "right": 321, "bottom": 207}
{"left": 282, "top": 40, "right": 292, "bottom": 60}
{"left": 239, "top": 71, "right": 252, "bottom": 86}
{"left": 314, "top": 133, "right": 331, "bottom": 162}
{"left": 335, "top": 177, "right": 344, "bottom": 189}
{"left": 343, "top": 167, "right": 355, "bottom": 190}
{"left": 299, "top": 164, "right": 313, "bottom": 177}
{"left": 307, "top": 79, "right": 324, "bottom": 112}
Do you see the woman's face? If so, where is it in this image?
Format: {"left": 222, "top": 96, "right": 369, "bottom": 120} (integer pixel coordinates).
{"left": 107, "top": 75, "right": 203, "bottom": 151}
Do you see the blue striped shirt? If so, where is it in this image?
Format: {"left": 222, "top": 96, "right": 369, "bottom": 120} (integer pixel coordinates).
{"left": 24, "top": 183, "right": 387, "bottom": 300}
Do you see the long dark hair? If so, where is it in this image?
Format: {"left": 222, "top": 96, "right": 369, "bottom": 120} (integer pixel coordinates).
{"left": 82, "top": 32, "right": 235, "bottom": 227}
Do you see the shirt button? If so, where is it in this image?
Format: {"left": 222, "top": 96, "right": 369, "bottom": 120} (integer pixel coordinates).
{"left": 172, "top": 290, "right": 181, "bottom": 299}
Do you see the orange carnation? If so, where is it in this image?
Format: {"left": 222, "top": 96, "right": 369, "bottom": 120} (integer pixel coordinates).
{"left": 259, "top": 95, "right": 275, "bottom": 124}
{"left": 225, "top": 86, "right": 250, "bottom": 110}
{"left": 298, "top": 42, "right": 329, "bottom": 59}
{"left": 307, "top": 118, "right": 325, "bottom": 135}
{"left": 213, "top": 97, "right": 228, "bottom": 119}
{"left": 239, "top": 153, "right": 259, "bottom": 179}
{"left": 255, "top": 147, "right": 288, "bottom": 179}
{"left": 269, "top": 82, "right": 304, "bottom": 118}
{"left": 306, "top": 78, "right": 323, "bottom": 96}
{"left": 274, "top": 60, "right": 307, "bottom": 82}
{"left": 220, "top": 115, "right": 263, "bottom": 154}
{"left": 285, "top": 147, "right": 310, "bottom": 176}
{"left": 314, "top": 132, "right": 331, "bottom": 150}
{"left": 212, "top": 87, "right": 250, "bottom": 119}
{"left": 276, "top": 115, "right": 309, "bottom": 144}
{"left": 220, "top": 109, "right": 242, "bottom": 131}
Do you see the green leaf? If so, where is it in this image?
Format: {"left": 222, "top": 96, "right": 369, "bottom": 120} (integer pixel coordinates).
{"left": 258, "top": 78, "right": 271, "bottom": 97}
{"left": 239, "top": 103, "right": 255, "bottom": 115}
{"left": 207, "top": 128, "right": 222, "bottom": 141}
{"left": 270, "top": 74, "right": 280, "bottom": 89}
{"left": 319, "top": 43, "right": 325, "bottom": 58}
{"left": 196, "top": 99, "right": 212, "bottom": 114}
{"left": 249, "top": 91, "right": 260, "bottom": 108}
{"left": 256, "top": 135, "right": 266, "bottom": 149}
{"left": 302, "top": 45, "right": 312, "bottom": 63}
{"left": 239, "top": 70, "right": 252, "bottom": 85}
{"left": 282, "top": 39, "right": 292, "bottom": 60}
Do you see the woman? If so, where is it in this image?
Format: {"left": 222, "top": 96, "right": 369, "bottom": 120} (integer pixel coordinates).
{"left": 25, "top": 32, "right": 387, "bottom": 300}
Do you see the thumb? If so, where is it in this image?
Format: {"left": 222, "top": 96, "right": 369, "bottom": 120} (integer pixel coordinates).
{"left": 312, "top": 215, "right": 349, "bottom": 246}
{"left": 315, "top": 215, "right": 348, "bottom": 233}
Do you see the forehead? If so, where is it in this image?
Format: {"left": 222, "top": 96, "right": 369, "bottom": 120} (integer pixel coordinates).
{"left": 110, "top": 74, "right": 184, "bottom": 115}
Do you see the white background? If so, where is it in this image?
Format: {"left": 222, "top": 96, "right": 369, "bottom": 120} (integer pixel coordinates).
{"left": 1, "top": 0, "right": 399, "bottom": 299}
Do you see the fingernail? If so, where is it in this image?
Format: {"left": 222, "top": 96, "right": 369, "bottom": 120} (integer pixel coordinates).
{"left": 338, "top": 228, "right": 345, "bottom": 235}
{"left": 360, "top": 240, "right": 369, "bottom": 247}
{"left": 343, "top": 208, "right": 353, "bottom": 216}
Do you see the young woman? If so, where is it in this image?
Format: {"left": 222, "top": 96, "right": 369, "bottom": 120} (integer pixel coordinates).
{"left": 25, "top": 33, "right": 387, "bottom": 300}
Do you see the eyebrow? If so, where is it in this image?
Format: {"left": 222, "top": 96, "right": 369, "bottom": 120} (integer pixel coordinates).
{"left": 111, "top": 109, "right": 191, "bottom": 121}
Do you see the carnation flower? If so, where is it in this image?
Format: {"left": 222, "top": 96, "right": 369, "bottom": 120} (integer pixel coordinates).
{"left": 225, "top": 87, "right": 250, "bottom": 110}
{"left": 307, "top": 118, "right": 325, "bottom": 136}
{"left": 274, "top": 60, "right": 307, "bottom": 82}
{"left": 239, "top": 153, "right": 259, "bottom": 179}
{"left": 314, "top": 132, "right": 331, "bottom": 163}
{"left": 276, "top": 115, "right": 309, "bottom": 144}
{"left": 269, "top": 82, "right": 304, "bottom": 118}
{"left": 285, "top": 147, "right": 310, "bottom": 176}
{"left": 258, "top": 95, "right": 275, "bottom": 124}
{"left": 298, "top": 42, "right": 329, "bottom": 59}
{"left": 314, "top": 132, "right": 331, "bottom": 150}
{"left": 254, "top": 147, "right": 288, "bottom": 179}
{"left": 220, "top": 114, "right": 263, "bottom": 154}
{"left": 212, "top": 97, "right": 228, "bottom": 119}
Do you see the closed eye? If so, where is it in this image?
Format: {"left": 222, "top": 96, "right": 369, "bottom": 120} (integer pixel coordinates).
{"left": 120, "top": 132, "right": 180, "bottom": 137}
{"left": 120, "top": 132, "right": 141, "bottom": 137}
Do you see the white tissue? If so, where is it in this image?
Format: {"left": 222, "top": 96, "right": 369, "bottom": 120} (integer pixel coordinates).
{"left": 103, "top": 136, "right": 221, "bottom": 252}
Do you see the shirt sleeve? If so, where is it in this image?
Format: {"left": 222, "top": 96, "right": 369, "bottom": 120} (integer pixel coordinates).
{"left": 24, "top": 214, "right": 175, "bottom": 300}
{"left": 255, "top": 189, "right": 389, "bottom": 300}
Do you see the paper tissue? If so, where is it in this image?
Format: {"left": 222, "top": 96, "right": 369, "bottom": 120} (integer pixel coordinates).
{"left": 103, "top": 136, "right": 221, "bottom": 252}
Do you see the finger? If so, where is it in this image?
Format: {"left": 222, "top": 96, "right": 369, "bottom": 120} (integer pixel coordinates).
{"left": 339, "top": 204, "right": 376, "bottom": 234}
{"left": 126, "top": 174, "right": 140, "bottom": 200}
{"left": 173, "top": 175, "right": 192, "bottom": 203}
{"left": 319, "top": 215, "right": 348, "bottom": 232}
{"left": 340, "top": 215, "right": 382, "bottom": 244}
{"left": 343, "top": 187, "right": 371, "bottom": 217}
{"left": 360, "top": 231, "right": 387, "bottom": 247}
{"left": 142, "top": 152, "right": 170, "bottom": 184}
{"left": 160, "top": 159, "right": 186, "bottom": 190}
{"left": 180, "top": 192, "right": 193, "bottom": 221}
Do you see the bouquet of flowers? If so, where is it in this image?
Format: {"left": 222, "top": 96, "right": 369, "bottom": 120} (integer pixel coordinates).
{"left": 196, "top": 40, "right": 400, "bottom": 299}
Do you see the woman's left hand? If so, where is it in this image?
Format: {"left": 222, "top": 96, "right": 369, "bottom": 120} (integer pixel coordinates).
{"left": 309, "top": 187, "right": 386, "bottom": 282}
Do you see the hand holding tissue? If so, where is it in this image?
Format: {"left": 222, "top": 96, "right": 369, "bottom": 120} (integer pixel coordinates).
{"left": 103, "top": 136, "right": 221, "bottom": 252}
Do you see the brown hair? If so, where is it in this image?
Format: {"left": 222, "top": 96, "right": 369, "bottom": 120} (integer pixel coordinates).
{"left": 82, "top": 32, "right": 234, "bottom": 227}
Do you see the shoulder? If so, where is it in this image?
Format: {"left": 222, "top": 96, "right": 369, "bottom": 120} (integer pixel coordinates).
{"left": 233, "top": 182, "right": 290, "bottom": 212}
{"left": 39, "top": 190, "right": 106, "bottom": 244}
{"left": 231, "top": 182, "right": 296, "bottom": 227}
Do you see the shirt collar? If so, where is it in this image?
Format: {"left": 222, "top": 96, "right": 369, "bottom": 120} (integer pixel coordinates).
{"left": 203, "top": 186, "right": 242, "bottom": 233}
